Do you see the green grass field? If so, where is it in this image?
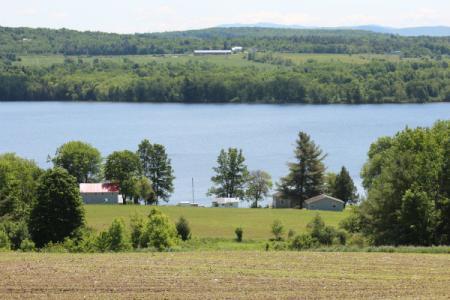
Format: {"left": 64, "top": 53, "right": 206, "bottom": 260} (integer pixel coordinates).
{"left": 85, "top": 205, "right": 349, "bottom": 240}
{"left": 1, "top": 251, "right": 449, "bottom": 299}
{"left": 14, "top": 52, "right": 416, "bottom": 68}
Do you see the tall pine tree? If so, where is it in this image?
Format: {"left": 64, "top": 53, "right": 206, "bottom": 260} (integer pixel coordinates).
{"left": 333, "top": 166, "right": 358, "bottom": 205}
{"left": 277, "top": 132, "right": 326, "bottom": 208}
{"left": 137, "top": 140, "right": 174, "bottom": 204}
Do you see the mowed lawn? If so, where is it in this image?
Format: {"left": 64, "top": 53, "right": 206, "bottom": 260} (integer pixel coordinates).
{"left": 85, "top": 205, "right": 350, "bottom": 240}
{"left": 1, "top": 251, "right": 449, "bottom": 299}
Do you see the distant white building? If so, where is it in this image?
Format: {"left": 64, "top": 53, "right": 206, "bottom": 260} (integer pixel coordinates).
{"left": 177, "top": 201, "right": 200, "bottom": 207}
{"left": 212, "top": 197, "right": 240, "bottom": 208}
{"left": 194, "top": 50, "right": 232, "bottom": 55}
{"left": 231, "top": 46, "right": 243, "bottom": 53}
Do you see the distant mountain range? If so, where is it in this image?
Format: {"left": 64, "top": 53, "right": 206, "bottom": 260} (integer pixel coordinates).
{"left": 219, "top": 23, "right": 450, "bottom": 37}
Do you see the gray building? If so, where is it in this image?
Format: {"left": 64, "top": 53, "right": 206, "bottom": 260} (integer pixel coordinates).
{"left": 304, "top": 194, "right": 345, "bottom": 211}
{"left": 79, "top": 183, "right": 122, "bottom": 204}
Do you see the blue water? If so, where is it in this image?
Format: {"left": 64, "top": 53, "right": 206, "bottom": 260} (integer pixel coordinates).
{"left": 1, "top": 102, "right": 449, "bottom": 205}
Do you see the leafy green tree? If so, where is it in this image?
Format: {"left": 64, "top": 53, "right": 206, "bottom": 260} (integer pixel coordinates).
{"left": 52, "top": 141, "right": 102, "bottom": 183}
{"left": 130, "top": 214, "right": 145, "bottom": 249}
{"left": 141, "top": 208, "right": 178, "bottom": 251}
{"left": 29, "top": 168, "right": 85, "bottom": 248}
{"left": 245, "top": 170, "right": 273, "bottom": 208}
{"left": 277, "top": 132, "right": 326, "bottom": 208}
{"left": 323, "top": 172, "right": 337, "bottom": 195}
{"left": 333, "top": 166, "right": 358, "bottom": 205}
{"left": 106, "top": 218, "right": 131, "bottom": 252}
{"left": 104, "top": 150, "right": 141, "bottom": 205}
{"left": 134, "top": 176, "right": 156, "bottom": 205}
{"left": 137, "top": 140, "right": 175, "bottom": 204}
{"left": 354, "top": 121, "right": 450, "bottom": 245}
{"left": 208, "top": 148, "right": 249, "bottom": 198}
{"left": 0, "top": 153, "right": 42, "bottom": 221}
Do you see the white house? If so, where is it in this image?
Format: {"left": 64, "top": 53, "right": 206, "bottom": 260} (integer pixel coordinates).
{"left": 177, "top": 201, "right": 200, "bottom": 207}
{"left": 79, "top": 183, "right": 122, "bottom": 204}
{"left": 304, "top": 194, "right": 345, "bottom": 211}
{"left": 212, "top": 197, "right": 240, "bottom": 208}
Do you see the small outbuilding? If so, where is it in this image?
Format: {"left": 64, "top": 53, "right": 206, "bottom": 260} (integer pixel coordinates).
{"left": 212, "top": 197, "right": 240, "bottom": 208}
{"left": 79, "top": 183, "right": 122, "bottom": 204}
{"left": 304, "top": 194, "right": 344, "bottom": 211}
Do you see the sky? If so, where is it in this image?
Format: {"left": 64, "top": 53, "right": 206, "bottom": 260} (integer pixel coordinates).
{"left": 1, "top": 0, "right": 449, "bottom": 33}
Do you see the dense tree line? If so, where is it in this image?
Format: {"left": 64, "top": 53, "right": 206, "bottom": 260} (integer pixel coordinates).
{"left": 0, "top": 57, "right": 449, "bottom": 103}
{"left": 1, "top": 26, "right": 450, "bottom": 57}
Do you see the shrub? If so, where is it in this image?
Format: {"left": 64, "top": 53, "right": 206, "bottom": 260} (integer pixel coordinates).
{"left": 235, "top": 227, "right": 243, "bottom": 242}
{"left": 347, "top": 233, "right": 368, "bottom": 248}
{"left": 307, "top": 214, "right": 346, "bottom": 246}
{"left": 287, "top": 229, "right": 296, "bottom": 239}
{"left": 130, "top": 214, "right": 145, "bottom": 248}
{"left": 176, "top": 216, "right": 191, "bottom": 241}
{"left": 0, "top": 230, "right": 11, "bottom": 250}
{"left": 0, "top": 220, "right": 30, "bottom": 250}
{"left": 40, "top": 242, "right": 68, "bottom": 253}
{"left": 107, "top": 219, "right": 130, "bottom": 252}
{"left": 141, "top": 208, "right": 178, "bottom": 251}
{"left": 95, "top": 231, "right": 111, "bottom": 252}
{"left": 290, "top": 234, "right": 317, "bottom": 250}
{"left": 19, "top": 239, "right": 36, "bottom": 252}
{"left": 271, "top": 220, "right": 284, "bottom": 241}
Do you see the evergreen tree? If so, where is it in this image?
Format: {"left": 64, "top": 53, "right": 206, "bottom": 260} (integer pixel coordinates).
{"left": 29, "top": 168, "right": 85, "bottom": 247}
{"left": 277, "top": 132, "right": 326, "bottom": 208}
{"left": 137, "top": 140, "right": 174, "bottom": 204}
{"left": 333, "top": 166, "right": 358, "bottom": 205}
{"left": 208, "top": 148, "right": 249, "bottom": 198}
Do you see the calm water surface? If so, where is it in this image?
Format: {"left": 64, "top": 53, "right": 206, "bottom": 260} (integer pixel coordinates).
{"left": 1, "top": 102, "right": 449, "bottom": 205}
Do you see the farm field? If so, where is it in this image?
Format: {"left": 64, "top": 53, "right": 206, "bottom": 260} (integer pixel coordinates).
{"left": 85, "top": 205, "right": 350, "bottom": 239}
{"left": 1, "top": 251, "right": 449, "bottom": 299}
{"left": 12, "top": 52, "right": 414, "bottom": 68}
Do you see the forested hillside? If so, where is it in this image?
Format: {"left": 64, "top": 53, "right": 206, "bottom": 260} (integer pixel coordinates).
{"left": 1, "top": 54, "right": 449, "bottom": 103}
{"left": 1, "top": 26, "right": 450, "bottom": 56}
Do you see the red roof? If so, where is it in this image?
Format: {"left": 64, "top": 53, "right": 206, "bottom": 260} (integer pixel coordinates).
{"left": 79, "top": 183, "right": 119, "bottom": 193}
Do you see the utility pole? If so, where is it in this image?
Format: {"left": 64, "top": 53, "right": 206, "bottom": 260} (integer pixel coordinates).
{"left": 192, "top": 177, "right": 195, "bottom": 204}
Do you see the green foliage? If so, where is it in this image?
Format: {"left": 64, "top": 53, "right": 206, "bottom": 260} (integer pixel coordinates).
{"left": 277, "top": 132, "right": 326, "bottom": 208}
{"left": 0, "top": 220, "right": 30, "bottom": 250}
{"left": 235, "top": 227, "right": 243, "bottom": 242}
{"left": 357, "top": 121, "right": 450, "bottom": 245}
{"left": 106, "top": 219, "right": 131, "bottom": 252}
{"left": 29, "top": 167, "right": 85, "bottom": 248}
{"left": 307, "top": 214, "right": 345, "bottom": 246}
{"left": 245, "top": 170, "right": 272, "bottom": 208}
{"left": 176, "top": 216, "right": 191, "bottom": 241}
{"left": 130, "top": 214, "right": 145, "bottom": 248}
{"left": 137, "top": 140, "right": 174, "bottom": 203}
{"left": 271, "top": 220, "right": 285, "bottom": 241}
{"left": 208, "top": 148, "right": 249, "bottom": 198}
{"left": 134, "top": 176, "right": 156, "bottom": 205}
{"left": 333, "top": 166, "right": 358, "bottom": 205}
{"left": 0, "top": 229, "right": 11, "bottom": 250}
{"left": 290, "top": 234, "right": 317, "bottom": 250}
{"left": 0, "top": 153, "right": 42, "bottom": 221}
{"left": 52, "top": 141, "right": 102, "bottom": 183}
{"left": 19, "top": 238, "right": 35, "bottom": 252}
{"left": 141, "top": 208, "right": 178, "bottom": 251}
{"left": 104, "top": 150, "right": 141, "bottom": 204}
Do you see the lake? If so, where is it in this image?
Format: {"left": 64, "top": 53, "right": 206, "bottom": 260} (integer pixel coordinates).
{"left": 1, "top": 102, "right": 449, "bottom": 205}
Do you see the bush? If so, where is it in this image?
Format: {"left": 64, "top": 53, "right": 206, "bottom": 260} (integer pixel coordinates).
{"left": 141, "top": 208, "right": 178, "bottom": 251}
{"left": 271, "top": 220, "right": 284, "bottom": 241}
{"left": 130, "top": 214, "right": 145, "bottom": 248}
{"left": 0, "top": 230, "right": 11, "bottom": 250}
{"left": 176, "top": 216, "right": 191, "bottom": 241}
{"left": 290, "top": 234, "right": 317, "bottom": 250}
{"left": 287, "top": 229, "right": 296, "bottom": 239}
{"left": 235, "top": 227, "right": 243, "bottom": 242}
{"left": 95, "top": 231, "right": 111, "bottom": 252}
{"left": 107, "top": 219, "right": 130, "bottom": 252}
{"left": 19, "top": 239, "right": 36, "bottom": 252}
{"left": 347, "top": 233, "right": 368, "bottom": 248}
{"left": 0, "top": 220, "right": 30, "bottom": 250}
{"left": 40, "top": 242, "right": 68, "bottom": 253}
{"left": 307, "top": 214, "right": 346, "bottom": 246}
